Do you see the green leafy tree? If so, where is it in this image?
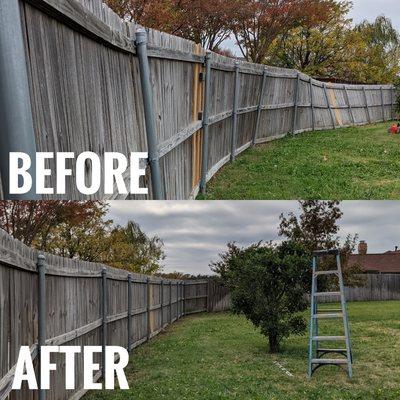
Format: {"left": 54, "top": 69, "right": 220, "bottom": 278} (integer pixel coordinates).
{"left": 106, "top": 221, "right": 165, "bottom": 274}
{"left": 279, "top": 200, "right": 364, "bottom": 287}
{"left": 212, "top": 241, "right": 311, "bottom": 353}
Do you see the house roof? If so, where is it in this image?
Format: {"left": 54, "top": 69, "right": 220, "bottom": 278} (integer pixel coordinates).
{"left": 348, "top": 252, "right": 400, "bottom": 273}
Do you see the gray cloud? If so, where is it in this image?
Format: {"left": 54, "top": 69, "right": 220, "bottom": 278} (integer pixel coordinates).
{"left": 108, "top": 201, "right": 400, "bottom": 275}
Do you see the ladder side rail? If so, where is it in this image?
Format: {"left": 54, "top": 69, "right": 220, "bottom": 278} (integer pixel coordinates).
{"left": 308, "top": 257, "right": 317, "bottom": 377}
{"left": 336, "top": 253, "right": 353, "bottom": 378}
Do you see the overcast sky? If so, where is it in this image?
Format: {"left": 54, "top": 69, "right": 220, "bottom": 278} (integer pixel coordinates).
{"left": 108, "top": 201, "right": 400, "bottom": 275}
{"left": 224, "top": 0, "right": 400, "bottom": 56}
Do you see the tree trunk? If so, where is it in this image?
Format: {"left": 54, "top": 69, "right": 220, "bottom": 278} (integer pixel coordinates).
{"left": 268, "top": 333, "right": 280, "bottom": 353}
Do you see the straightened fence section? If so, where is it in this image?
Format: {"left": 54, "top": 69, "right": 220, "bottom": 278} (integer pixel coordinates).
{"left": 0, "top": 229, "right": 228, "bottom": 400}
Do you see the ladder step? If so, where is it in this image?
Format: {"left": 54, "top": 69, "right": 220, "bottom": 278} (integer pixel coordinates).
{"left": 313, "top": 313, "right": 343, "bottom": 319}
{"left": 317, "top": 348, "right": 347, "bottom": 353}
{"left": 313, "top": 336, "right": 346, "bottom": 341}
{"left": 314, "top": 291, "right": 341, "bottom": 297}
{"left": 314, "top": 270, "right": 339, "bottom": 276}
{"left": 317, "top": 309, "right": 342, "bottom": 312}
{"left": 311, "top": 358, "right": 348, "bottom": 365}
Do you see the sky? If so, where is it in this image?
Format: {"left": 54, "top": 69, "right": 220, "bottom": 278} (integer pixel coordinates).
{"left": 108, "top": 201, "right": 400, "bottom": 275}
{"left": 224, "top": 0, "right": 400, "bottom": 56}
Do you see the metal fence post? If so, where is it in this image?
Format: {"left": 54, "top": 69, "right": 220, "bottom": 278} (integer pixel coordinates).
{"left": 127, "top": 274, "right": 132, "bottom": 351}
{"left": 37, "top": 254, "right": 46, "bottom": 400}
{"left": 169, "top": 281, "right": 172, "bottom": 324}
{"left": 344, "top": 85, "right": 355, "bottom": 125}
{"left": 323, "top": 83, "right": 336, "bottom": 129}
{"left": 183, "top": 282, "right": 186, "bottom": 316}
{"left": 101, "top": 267, "right": 107, "bottom": 381}
{"left": 292, "top": 72, "right": 300, "bottom": 135}
{"left": 380, "top": 86, "right": 385, "bottom": 122}
{"left": 135, "top": 28, "right": 163, "bottom": 200}
{"left": 230, "top": 62, "right": 240, "bottom": 162}
{"left": 146, "top": 277, "right": 151, "bottom": 340}
{"left": 176, "top": 282, "right": 179, "bottom": 319}
{"left": 0, "top": 0, "right": 39, "bottom": 200}
{"left": 362, "top": 86, "right": 371, "bottom": 124}
{"left": 252, "top": 68, "right": 267, "bottom": 146}
{"left": 309, "top": 78, "right": 315, "bottom": 131}
{"left": 200, "top": 51, "right": 212, "bottom": 195}
{"left": 160, "top": 280, "right": 164, "bottom": 329}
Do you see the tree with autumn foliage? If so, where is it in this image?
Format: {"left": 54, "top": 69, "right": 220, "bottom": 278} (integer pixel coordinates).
{"left": 0, "top": 201, "right": 165, "bottom": 274}
{"left": 105, "top": 221, "right": 165, "bottom": 274}
{"left": 231, "top": 0, "right": 335, "bottom": 63}
{"left": 106, "top": 0, "right": 236, "bottom": 51}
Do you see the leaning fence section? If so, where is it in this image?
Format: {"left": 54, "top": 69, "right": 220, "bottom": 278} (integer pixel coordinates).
{"left": 0, "top": 0, "right": 397, "bottom": 199}
{"left": 0, "top": 229, "right": 227, "bottom": 400}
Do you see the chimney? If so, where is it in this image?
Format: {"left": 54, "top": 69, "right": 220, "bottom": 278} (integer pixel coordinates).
{"left": 358, "top": 240, "right": 367, "bottom": 255}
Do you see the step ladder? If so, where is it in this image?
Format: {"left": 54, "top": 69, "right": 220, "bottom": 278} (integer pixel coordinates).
{"left": 308, "top": 249, "right": 353, "bottom": 378}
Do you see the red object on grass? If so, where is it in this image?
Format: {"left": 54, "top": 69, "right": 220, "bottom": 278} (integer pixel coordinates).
{"left": 389, "top": 124, "right": 399, "bottom": 134}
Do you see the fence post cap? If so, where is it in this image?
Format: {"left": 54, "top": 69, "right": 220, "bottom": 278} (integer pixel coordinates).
{"left": 101, "top": 267, "right": 107, "bottom": 275}
{"left": 37, "top": 254, "right": 46, "bottom": 268}
{"left": 135, "top": 28, "right": 147, "bottom": 45}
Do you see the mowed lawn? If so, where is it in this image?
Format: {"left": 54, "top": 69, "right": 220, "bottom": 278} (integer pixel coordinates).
{"left": 86, "top": 301, "right": 400, "bottom": 400}
{"left": 200, "top": 123, "right": 400, "bottom": 199}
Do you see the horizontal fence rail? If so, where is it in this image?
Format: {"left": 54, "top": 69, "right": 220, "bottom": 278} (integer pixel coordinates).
{"left": 0, "top": 0, "right": 397, "bottom": 199}
{"left": 0, "top": 229, "right": 230, "bottom": 400}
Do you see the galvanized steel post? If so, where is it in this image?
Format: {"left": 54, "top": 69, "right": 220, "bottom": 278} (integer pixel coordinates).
{"left": 200, "top": 51, "right": 212, "bottom": 195}
{"left": 160, "top": 280, "right": 164, "bottom": 328}
{"left": 183, "top": 281, "right": 186, "bottom": 316}
{"left": 252, "top": 68, "right": 267, "bottom": 145}
{"left": 169, "top": 281, "right": 172, "bottom": 324}
{"left": 292, "top": 72, "right": 300, "bottom": 134}
{"left": 230, "top": 62, "right": 240, "bottom": 162}
{"left": 37, "top": 255, "right": 46, "bottom": 400}
{"left": 146, "top": 277, "right": 151, "bottom": 340}
{"left": 0, "top": 0, "right": 39, "bottom": 199}
{"left": 101, "top": 267, "right": 107, "bottom": 381}
{"left": 127, "top": 274, "right": 132, "bottom": 350}
{"left": 135, "top": 29, "right": 163, "bottom": 200}
{"left": 309, "top": 78, "right": 315, "bottom": 131}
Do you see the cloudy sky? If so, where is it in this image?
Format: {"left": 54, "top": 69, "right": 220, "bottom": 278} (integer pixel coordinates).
{"left": 108, "top": 201, "right": 400, "bottom": 275}
{"left": 224, "top": 0, "right": 400, "bottom": 56}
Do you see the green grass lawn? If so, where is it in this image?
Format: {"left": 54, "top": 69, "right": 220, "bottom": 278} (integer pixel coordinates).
{"left": 86, "top": 301, "right": 400, "bottom": 400}
{"left": 199, "top": 123, "right": 400, "bottom": 199}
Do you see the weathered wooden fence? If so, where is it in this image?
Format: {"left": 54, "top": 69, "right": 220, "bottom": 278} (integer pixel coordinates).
{"left": 0, "top": 229, "right": 228, "bottom": 400}
{"left": 0, "top": 0, "right": 397, "bottom": 199}
{"left": 344, "top": 274, "right": 400, "bottom": 302}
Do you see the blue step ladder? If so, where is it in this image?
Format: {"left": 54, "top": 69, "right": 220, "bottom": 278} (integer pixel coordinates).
{"left": 308, "top": 249, "right": 353, "bottom": 378}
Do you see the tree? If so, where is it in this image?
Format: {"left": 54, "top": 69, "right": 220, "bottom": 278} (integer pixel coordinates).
{"left": 270, "top": 10, "right": 400, "bottom": 84}
{"left": 106, "top": 221, "right": 165, "bottom": 274}
{"left": 0, "top": 202, "right": 165, "bottom": 274}
{"left": 269, "top": 1, "right": 352, "bottom": 77}
{"left": 0, "top": 201, "right": 108, "bottom": 249}
{"left": 232, "top": 0, "right": 335, "bottom": 63}
{"left": 212, "top": 241, "right": 311, "bottom": 353}
{"left": 106, "top": 0, "right": 236, "bottom": 51}
{"left": 41, "top": 202, "right": 112, "bottom": 261}
{"left": 279, "top": 200, "right": 364, "bottom": 287}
